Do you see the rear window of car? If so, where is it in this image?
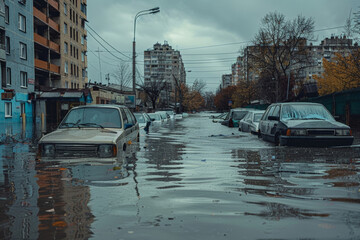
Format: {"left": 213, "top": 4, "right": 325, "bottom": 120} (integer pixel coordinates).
{"left": 233, "top": 111, "right": 248, "bottom": 120}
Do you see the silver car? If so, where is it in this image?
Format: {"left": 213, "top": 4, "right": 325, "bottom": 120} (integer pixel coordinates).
{"left": 38, "top": 104, "right": 139, "bottom": 160}
{"left": 239, "top": 110, "right": 265, "bottom": 134}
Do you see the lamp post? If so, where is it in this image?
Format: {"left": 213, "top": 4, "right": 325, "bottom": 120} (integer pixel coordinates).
{"left": 133, "top": 7, "right": 160, "bottom": 95}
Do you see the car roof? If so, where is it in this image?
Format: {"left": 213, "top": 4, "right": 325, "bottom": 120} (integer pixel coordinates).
{"left": 71, "top": 104, "right": 128, "bottom": 110}
{"left": 270, "top": 102, "right": 321, "bottom": 106}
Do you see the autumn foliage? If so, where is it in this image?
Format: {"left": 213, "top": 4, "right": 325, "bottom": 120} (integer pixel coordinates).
{"left": 314, "top": 50, "right": 360, "bottom": 95}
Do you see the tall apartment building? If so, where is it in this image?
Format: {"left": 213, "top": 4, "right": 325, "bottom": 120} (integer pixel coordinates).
{"left": 144, "top": 41, "right": 186, "bottom": 108}
{"left": 34, "top": 0, "right": 87, "bottom": 90}
{"left": 33, "top": 0, "right": 61, "bottom": 90}
{"left": 60, "top": 0, "right": 87, "bottom": 89}
{"left": 0, "top": 0, "right": 35, "bottom": 123}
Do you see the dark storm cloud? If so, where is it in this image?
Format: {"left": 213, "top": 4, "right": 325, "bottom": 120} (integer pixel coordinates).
{"left": 87, "top": 0, "right": 359, "bottom": 91}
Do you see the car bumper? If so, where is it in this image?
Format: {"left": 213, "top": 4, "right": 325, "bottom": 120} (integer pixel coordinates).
{"left": 280, "top": 135, "right": 354, "bottom": 147}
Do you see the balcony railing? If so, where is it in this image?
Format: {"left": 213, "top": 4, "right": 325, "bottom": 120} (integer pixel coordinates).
{"left": 48, "top": 0, "right": 59, "bottom": 11}
{"left": 33, "top": 7, "right": 60, "bottom": 32}
{"left": 35, "top": 58, "right": 60, "bottom": 74}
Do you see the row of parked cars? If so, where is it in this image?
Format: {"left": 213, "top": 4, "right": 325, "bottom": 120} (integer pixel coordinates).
{"left": 212, "top": 102, "right": 354, "bottom": 147}
{"left": 37, "top": 105, "right": 183, "bottom": 161}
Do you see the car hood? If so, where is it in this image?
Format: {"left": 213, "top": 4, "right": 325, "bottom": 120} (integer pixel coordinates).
{"left": 39, "top": 128, "right": 123, "bottom": 144}
{"left": 282, "top": 119, "right": 349, "bottom": 129}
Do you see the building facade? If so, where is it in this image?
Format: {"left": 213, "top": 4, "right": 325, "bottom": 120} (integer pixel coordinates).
{"left": 144, "top": 41, "right": 186, "bottom": 108}
{"left": 59, "top": 0, "right": 87, "bottom": 89}
{"left": 0, "top": 0, "right": 35, "bottom": 123}
{"left": 221, "top": 74, "right": 232, "bottom": 89}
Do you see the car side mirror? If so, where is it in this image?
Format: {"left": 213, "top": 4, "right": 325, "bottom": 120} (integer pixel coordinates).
{"left": 124, "top": 123, "right": 133, "bottom": 130}
{"left": 268, "top": 116, "right": 279, "bottom": 121}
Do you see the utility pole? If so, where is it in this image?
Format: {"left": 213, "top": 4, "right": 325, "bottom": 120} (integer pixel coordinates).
{"left": 96, "top": 47, "right": 102, "bottom": 83}
{"left": 105, "top": 73, "right": 110, "bottom": 86}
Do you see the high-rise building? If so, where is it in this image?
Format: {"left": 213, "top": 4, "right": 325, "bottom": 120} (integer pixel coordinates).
{"left": 33, "top": 0, "right": 87, "bottom": 90}
{"left": 60, "top": 0, "right": 87, "bottom": 89}
{"left": 144, "top": 41, "right": 185, "bottom": 108}
{"left": 0, "top": 0, "right": 35, "bottom": 123}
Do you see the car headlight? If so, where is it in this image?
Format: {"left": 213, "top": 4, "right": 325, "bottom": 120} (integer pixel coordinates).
{"left": 98, "top": 144, "right": 117, "bottom": 158}
{"left": 286, "top": 129, "right": 307, "bottom": 136}
{"left": 43, "top": 144, "right": 55, "bottom": 157}
{"left": 335, "top": 129, "right": 351, "bottom": 136}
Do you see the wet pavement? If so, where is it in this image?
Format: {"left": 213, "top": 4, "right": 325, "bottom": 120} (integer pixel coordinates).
{"left": 1, "top": 112, "right": 360, "bottom": 239}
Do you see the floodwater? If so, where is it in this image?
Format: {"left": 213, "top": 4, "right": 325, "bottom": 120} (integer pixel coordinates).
{"left": 0, "top": 113, "right": 360, "bottom": 240}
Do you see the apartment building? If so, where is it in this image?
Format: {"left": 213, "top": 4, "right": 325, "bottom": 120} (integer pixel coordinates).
{"left": 144, "top": 41, "right": 186, "bottom": 108}
{"left": 221, "top": 74, "right": 232, "bottom": 89}
{"left": 0, "top": 0, "right": 35, "bottom": 123}
{"left": 60, "top": 0, "right": 87, "bottom": 89}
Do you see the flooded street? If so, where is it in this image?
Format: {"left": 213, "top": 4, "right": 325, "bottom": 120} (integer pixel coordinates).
{"left": 1, "top": 112, "right": 360, "bottom": 239}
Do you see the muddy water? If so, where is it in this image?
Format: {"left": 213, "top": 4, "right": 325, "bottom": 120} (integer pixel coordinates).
{"left": 0, "top": 113, "right": 359, "bottom": 239}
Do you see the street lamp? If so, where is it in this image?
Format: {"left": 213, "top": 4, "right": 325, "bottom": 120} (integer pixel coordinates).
{"left": 133, "top": 7, "right": 160, "bottom": 95}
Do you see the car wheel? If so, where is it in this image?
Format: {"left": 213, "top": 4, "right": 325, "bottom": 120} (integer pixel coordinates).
{"left": 123, "top": 143, "right": 127, "bottom": 151}
{"left": 258, "top": 131, "right": 262, "bottom": 138}
{"left": 239, "top": 127, "right": 242, "bottom": 132}
{"left": 136, "top": 134, "right": 140, "bottom": 142}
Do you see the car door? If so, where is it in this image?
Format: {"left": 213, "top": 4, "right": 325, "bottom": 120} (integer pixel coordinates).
{"left": 268, "top": 105, "right": 281, "bottom": 142}
{"left": 124, "top": 108, "right": 137, "bottom": 141}
{"left": 260, "top": 105, "right": 274, "bottom": 138}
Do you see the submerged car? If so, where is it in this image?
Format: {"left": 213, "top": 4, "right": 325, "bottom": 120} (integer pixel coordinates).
{"left": 239, "top": 110, "right": 265, "bottom": 134}
{"left": 258, "top": 102, "right": 354, "bottom": 147}
{"left": 38, "top": 104, "right": 139, "bottom": 160}
{"left": 134, "top": 112, "right": 152, "bottom": 133}
{"left": 221, "top": 108, "right": 252, "bottom": 127}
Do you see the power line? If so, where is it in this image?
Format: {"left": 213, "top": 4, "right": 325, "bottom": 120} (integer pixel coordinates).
{"left": 86, "top": 23, "right": 131, "bottom": 60}
{"left": 87, "top": 30, "right": 126, "bottom": 62}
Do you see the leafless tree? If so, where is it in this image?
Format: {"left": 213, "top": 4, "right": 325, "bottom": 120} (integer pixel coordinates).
{"left": 112, "top": 63, "right": 132, "bottom": 91}
{"left": 251, "top": 12, "right": 315, "bottom": 102}
{"left": 136, "top": 78, "right": 166, "bottom": 110}
{"left": 191, "top": 79, "right": 207, "bottom": 95}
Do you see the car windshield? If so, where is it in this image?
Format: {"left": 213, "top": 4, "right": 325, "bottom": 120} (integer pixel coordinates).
{"left": 281, "top": 104, "right": 335, "bottom": 121}
{"left": 134, "top": 114, "right": 146, "bottom": 123}
{"left": 253, "top": 113, "right": 263, "bottom": 122}
{"left": 233, "top": 111, "right": 248, "bottom": 120}
{"left": 59, "top": 107, "right": 122, "bottom": 128}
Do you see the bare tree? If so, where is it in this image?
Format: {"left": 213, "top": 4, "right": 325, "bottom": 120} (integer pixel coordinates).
{"left": 112, "top": 63, "right": 132, "bottom": 91}
{"left": 251, "top": 12, "right": 315, "bottom": 102}
{"left": 136, "top": 79, "right": 166, "bottom": 110}
{"left": 191, "top": 79, "right": 206, "bottom": 95}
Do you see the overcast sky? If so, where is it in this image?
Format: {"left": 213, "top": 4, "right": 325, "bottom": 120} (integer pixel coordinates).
{"left": 87, "top": 0, "right": 359, "bottom": 93}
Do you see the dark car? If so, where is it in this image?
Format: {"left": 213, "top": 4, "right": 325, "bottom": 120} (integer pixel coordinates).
{"left": 258, "top": 102, "right": 354, "bottom": 147}
{"left": 221, "top": 108, "right": 252, "bottom": 127}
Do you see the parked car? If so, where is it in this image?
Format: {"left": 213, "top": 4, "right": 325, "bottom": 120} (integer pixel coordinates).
{"left": 211, "top": 112, "right": 227, "bottom": 123}
{"left": 221, "top": 108, "right": 252, "bottom": 127}
{"left": 155, "top": 111, "right": 170, "bottom": 122}
{"left": 148, "top": 112, "right": 164, "bottom": 124}
{"left": 239, "top": 110, "right": 265, "bottom": 134}
{"left": 258, "top": 102, "right": 354, "bottom": 147}
{"left": 134, "top": 112, "right": 152, "bottom": 133}
{"left": 38, "top": 104, "right": 139, "bottom": 160}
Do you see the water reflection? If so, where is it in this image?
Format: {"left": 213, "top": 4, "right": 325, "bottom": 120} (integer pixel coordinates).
{"left": 231, "top": 146, "right": 360, "bottom": 224}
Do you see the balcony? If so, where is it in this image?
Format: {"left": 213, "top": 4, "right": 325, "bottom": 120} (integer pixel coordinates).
{"left": 34, "top": 33, "right": 60, "bottom": 53}
{"left": 33, "top": 7, "right": 47, "bottom": 23}
{"left": 48, "top": 0, "right": 59, "bottom": 11}
{"left": 33, "top": 7, "right": 59, "bottom": 32}
{"left": 35, "top": 58, "right": 60, "bottom": 74}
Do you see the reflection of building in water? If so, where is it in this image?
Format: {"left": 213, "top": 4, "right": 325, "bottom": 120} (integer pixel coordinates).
{"left": 36, "top": 163, "right": 93, "bottom": 239}
{"left": 0, "top": 144, "right": 39, "bottom": 239}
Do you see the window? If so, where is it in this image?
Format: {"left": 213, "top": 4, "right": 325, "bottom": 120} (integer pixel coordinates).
{"left": 64, "top": 22, "right": 68, "bottom": 34}
{"left": 64, "top": 3, "right": 67, "bottom": 15}
{"left": 20, "top": 42, "right": 27, "bottom": 59}
{"left": 5, "top": 36, "right": 10, "bottom": 54}
{"left": 20, "top": 71, "right": 27, "bottom": 88}
{"left": 81, "top": 51, "right": 85, "bottom": 62}
{"left": 65, "top": 81, "right": 68, "bottom": 88}
{"left": 6, "top": 68, "right": 11, "bottom": 85}
{"left": 5, "top": 5, "right": 9, "bottom": 24}
{"left": 64, "top": 42, "right": 68, "bottom": 54}
{"left": 18, "top": 0, "right": 26, "bottom": 5}
{"left": 18, "top": 14, "right": 26, "bottom": 32}
{"left": 5, "top": 102, "right": 12, "bottom": 118}
{"left": 64, "top": 61, "right": 68, "bottom": 74}
{"left": 70, "top": 26, "right": 72, "bottom": 38}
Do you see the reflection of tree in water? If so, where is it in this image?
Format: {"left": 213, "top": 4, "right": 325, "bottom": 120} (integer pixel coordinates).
{"left": 244, "top": 201, "right": 330, "bottom": 220}
{"left": 143, "top": 136, "right": 185, "bottom": 184}
{"left": 36, "top": 161, "right": 94, "bottom": 239}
